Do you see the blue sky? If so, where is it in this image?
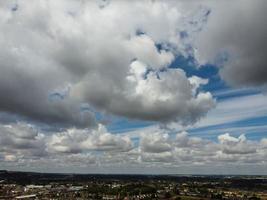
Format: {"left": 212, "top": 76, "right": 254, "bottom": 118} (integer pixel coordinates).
{"left": 107, "top": 54, "right": 266, "bottom": 141}
{"left": 0, "top": 0, "right": 267, "bottom": 174}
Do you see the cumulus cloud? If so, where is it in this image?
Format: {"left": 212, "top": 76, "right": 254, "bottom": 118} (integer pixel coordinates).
{"left": 140, "top": 131, "right": 172, "bottom": 153}
{"left": 0, "top": 121, "right": 133, "bottom": 166}
{"left": 120, "top": 60, "right": 215, "bottom": 123}
{"left": 47, "top": 124, "right": 133, "bottom": 153}
{"left": 0, "top": 123, "right": 46, "bottom": 160}
{"left": 1, "top": 0, "right": 266, "bottom": 174}
{"left": 218, "top": 133, "right": 257, "bottom": 155}
{"left": 0, "top": 121, "right": 266, "bottom": 172}
{"left": 194, "top": 0, "right": 267, "bottom": 88}
{"left": 0, "top": 0, "right": 215, "bottom": 128}
{"left": 138, "top": 129, "right": 267, "bottom": 166}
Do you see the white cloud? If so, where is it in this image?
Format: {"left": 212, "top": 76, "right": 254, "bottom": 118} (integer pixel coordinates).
{"left": 0, "top": 121, "right": 266, "bottom": 173}
{"left": 137, "top": 129, "right": 267, "bottom": 166}
{"left": 218, "top": 133, "right": 257, "bottom": 155}
{"left": 0, "top": 0, "right": 214, "bottom": 127}
{"left": 123, "top": 61, "right": 215, "bottom": 123}
{"left": 47, "top": 124, "right": 134, "bottom": 153}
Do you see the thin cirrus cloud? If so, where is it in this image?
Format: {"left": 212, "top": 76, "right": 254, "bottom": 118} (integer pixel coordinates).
{"left": 195, "top": 93, "right": 267, "bottom": 129}
{"left": 160, "top": 92, "right": 267, "bottom": 140}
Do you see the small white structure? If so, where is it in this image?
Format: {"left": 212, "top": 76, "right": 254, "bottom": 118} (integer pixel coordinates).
{"left": 15, "top": 194, "right": 37, "bottom": 199}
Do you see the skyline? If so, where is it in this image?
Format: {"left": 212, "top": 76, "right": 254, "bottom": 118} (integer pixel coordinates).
{"left": 0, "top": 0, "right": 267, "bottom": 174}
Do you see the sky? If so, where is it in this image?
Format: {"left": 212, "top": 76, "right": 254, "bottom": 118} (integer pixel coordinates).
{"left": 0, "top": 0, "right": 267, "bottom": 175}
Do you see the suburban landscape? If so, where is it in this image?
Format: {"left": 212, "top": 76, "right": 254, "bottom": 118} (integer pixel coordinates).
{"left": 0, "top": 171, "right": 267, "bottom": 200}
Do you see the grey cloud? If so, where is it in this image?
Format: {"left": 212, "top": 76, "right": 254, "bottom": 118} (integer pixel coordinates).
{"left": 0, "top": 122, "right": 267, "bottom": 170}
{"left": 0, "top": 121, "right": 134, "bottom": 164}
{"left": 1, "top": 0, "right": 266, "bottom": 173}
{"left": 141, "top": 152, "right": 174, "bottom": 163}
{"left": 138, "top": 129, "right": 267, "bottom": 165}
{"left": 0, "top": 0, "right": 215, "bottom": 127}
{"left": 140, "top": 131, "right": 172, "bottom": 153}
{"left": 0, "top": 123, "right": 47, "bottom": 159}
{"left": 194, "top": 0, "right": 267, "bottom": 87}
{"left": 53, "top": 154, "right": 97, "bottom": 167}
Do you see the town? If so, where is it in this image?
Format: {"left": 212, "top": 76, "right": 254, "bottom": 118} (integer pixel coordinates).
{"left": 0, "top": 171, "right": 267, "bottom": 200}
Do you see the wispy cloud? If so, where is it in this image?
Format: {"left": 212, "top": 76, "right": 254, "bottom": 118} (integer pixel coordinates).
{"left": 195, "top": 93, "right": 267, "bottom": 128}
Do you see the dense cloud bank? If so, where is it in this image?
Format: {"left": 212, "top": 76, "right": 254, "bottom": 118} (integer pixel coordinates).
{"left": 194, "top": 0, "right": 267, "bottom": 88}
{"left": 0, "top": 0, "right": 216, "bottom": 128}
{"left": 0, "top": 122, "right": 266, "bottom": 170}
{"left": 1, "top": 0, "right": 266, "bottom": 127}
